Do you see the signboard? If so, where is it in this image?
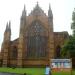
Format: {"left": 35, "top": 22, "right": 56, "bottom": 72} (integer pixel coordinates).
{"left": 50, "top": 59, "right": 72, "bottom": 72}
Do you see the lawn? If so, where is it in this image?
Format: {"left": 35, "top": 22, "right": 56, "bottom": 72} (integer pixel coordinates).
{"left": 52, "top": 70, "right": 75, "bottom": 75}
{"left": 0, "top": 67, "right": 45, "bottom": 75}
{"left": 0, "top": 67, "right": 75, "bottom": 75}
{"left": 52, "top": 72, "right": 71, "bottom": 75}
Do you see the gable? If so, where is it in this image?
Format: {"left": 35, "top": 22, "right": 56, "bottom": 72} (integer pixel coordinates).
{"left": 29, "top": 3, "right": 46, "bottom": 17}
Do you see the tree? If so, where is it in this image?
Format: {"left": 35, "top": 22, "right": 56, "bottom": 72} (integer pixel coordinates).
{"left": 71, "top": 8, "right": 75, "bottom": 36}
{"left": 61, "top": 8, "right": 75, "bottom": 58}
{"left": 61, "top": 36, "right": 75, "bottom": 58}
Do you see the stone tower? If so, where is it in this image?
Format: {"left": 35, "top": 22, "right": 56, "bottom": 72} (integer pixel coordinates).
{"left": 48, "top": 4, "right": 54, "bottom": 58}
{"left": 17, "top": 5, "right": 26, "bottom": 67}
{"left": 2, "top": 21, "right": 11, "bottom": 67}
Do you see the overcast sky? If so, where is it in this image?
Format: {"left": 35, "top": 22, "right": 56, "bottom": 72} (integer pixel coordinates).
{"left": 0, "top": 0, "right": 75, "bottom": 49}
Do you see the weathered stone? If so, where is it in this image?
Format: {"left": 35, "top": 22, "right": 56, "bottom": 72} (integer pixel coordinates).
{"left": 0, "top": 3, "right": 69, "bottom": 67}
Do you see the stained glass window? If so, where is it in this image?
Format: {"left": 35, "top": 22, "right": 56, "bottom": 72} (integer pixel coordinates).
{"left": 26, "top": 21, "right": 48, "bottom": 59}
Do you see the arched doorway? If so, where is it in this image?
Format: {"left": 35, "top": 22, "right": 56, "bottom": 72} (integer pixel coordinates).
{"left": 12, "top": 46, "right": 17, "bottom": 59}
{"left": 8, "top": 46, "right": 18, "bottom": 67}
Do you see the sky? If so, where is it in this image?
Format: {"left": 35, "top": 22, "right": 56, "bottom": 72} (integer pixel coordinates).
{"left": 0, "top": 0, "right": 75, "bottom": 49}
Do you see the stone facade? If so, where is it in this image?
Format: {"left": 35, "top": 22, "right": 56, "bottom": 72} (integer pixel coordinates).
{"left": 0, "top": 3, "right": 69, "bottom": 67}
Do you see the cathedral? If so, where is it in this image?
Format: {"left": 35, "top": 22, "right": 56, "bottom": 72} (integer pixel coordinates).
{"left": 0, "top": 3, "right": 69, "bottom": 67}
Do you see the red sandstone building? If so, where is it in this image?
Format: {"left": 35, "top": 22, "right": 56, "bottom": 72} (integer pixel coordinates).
{"left": 0, "top": 3, "right": 68, "bottom": 67}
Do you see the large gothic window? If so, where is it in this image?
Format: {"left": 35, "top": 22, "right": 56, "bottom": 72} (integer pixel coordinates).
{"left": 25, "top": 20, "right": 48, "bottom": 59}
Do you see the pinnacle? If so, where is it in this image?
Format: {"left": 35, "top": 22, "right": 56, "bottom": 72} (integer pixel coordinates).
{"left": 49, "top": 3, "right": 51, "bottom": 10}
{"left": 6, "top": 22, "right": 9, "bottom": 29}
{"left": 5, "top": 21, "right": 11, "bottom": 32}
{"left": 37, "top": 1, "right": 39, "bottom": 6}
{"left": 9, "top": 21, "right": 11, "bottom": 29}
{"left": 24, "top": 4, "right": 26, "bottom": 11}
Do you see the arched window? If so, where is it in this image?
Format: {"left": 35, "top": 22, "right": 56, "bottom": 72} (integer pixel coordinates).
{"left": 12, "top": 46, "right": 17, "bottom": 59}
{"left": 56, "top": 45, "right": 61, "bottom": 58}
{"left": 25, "top": 20, "right": 48, "bottom": 59}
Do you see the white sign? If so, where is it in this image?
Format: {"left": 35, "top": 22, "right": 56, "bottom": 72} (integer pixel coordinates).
{"left": 51, "top": 59, "right": 72, "bottom": 69}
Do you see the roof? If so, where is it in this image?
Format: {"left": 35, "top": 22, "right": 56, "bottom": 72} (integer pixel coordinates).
{"left": 29, "top": 2, "right": 46, "bottom": 16}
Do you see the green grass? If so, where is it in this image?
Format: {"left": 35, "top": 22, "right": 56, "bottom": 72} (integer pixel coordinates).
{"left": 72, "top": 70, "right": 75, "bottom": 75}
{"left": 52, "top": 72, "right": 71, "bottom": 75}
{"left": 52, "top": 70, "right": 75, "bottom": 75}
{"left": 0, "top": 67, "right": 75, "bottom": 75}
{"left": 0, "top": 67, "right": 45, "bottom": 75}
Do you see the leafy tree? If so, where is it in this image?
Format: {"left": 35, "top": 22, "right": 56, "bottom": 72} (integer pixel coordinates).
{"left": 61, "top": 36, "right": 75, "bottom": 58}
{"left": 71, "top": 8, "right": 75, "bottom": 36}
{"left": 61, "top": 8, "right": 75, "bottom": 58}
